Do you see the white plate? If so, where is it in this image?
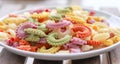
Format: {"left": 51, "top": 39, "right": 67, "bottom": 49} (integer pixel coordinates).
{"left": 0, "top": 8, "right": 120, "bottom": 60}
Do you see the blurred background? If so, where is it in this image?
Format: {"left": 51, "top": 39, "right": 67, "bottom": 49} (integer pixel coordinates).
{"left": 0, "top": 0, "right": 120, "bottom": 17}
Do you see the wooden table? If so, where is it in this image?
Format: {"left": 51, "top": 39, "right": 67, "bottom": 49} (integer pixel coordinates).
{"left": 0, "top": 0, "right": 120, "bottom": 64}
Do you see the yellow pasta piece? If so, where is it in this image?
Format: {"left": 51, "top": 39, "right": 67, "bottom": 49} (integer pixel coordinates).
{"left": 92, "top": 33, "right": 110, "bottom": 41}
{"left": 65, "top": 12, "right": 74, "bottom": 17}
{"left": 66, "top": 15, "right": 86, "bottom": 24}
{"left": 0, "top": 25, "right": 8, "bottom": 30}
{"left": 93, "top": 16, "right": 101, "bottom": 22}
{"left": 31, "top": 12, "right": 49, "bottom": 19}
{"left": 102, "top": 39, "right": 113, "bottom": 46}
{"left": 37, "top": 46, "right": 60, "bottom": 54}
{"left": 3, "top": 17, "right": 27, "bottom": 25}
{"left": 71, "top": 5, "right": 82, "bottom": 10}
{"left": 0, "top": 21, "right": 5, "bottom": 25}
{"left": 0, "top": 21, "right": 8, "bottom": 30}
{"left": 111, "top": 36, "right": 120, "bottom": 43}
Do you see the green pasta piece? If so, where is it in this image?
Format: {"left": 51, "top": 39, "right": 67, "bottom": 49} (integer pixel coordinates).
{"left": 46, "top": 33, "right": 72, "bottom": 46}
{"left": 37, "top": 46, "right": 60, "bottom": 54}
{"left": 24, "top": 28, "right": 46, "bottom": 37}
{"left": 25, "top": 35, "right": 40, "bottom": 42}
{"left": 49, "top": 14, "right": 62, "bottom": 21}
{"left": 56, "top": 7, "right": 71, "bottom": 14}
{"left": 27, "top": 17, "right": 37, "bottom": 22}
{"left": 37, "top": 24, "right": 48, "bottom": 32}
{"left": 65, "top": 7, "right": 72, "bottom": 11}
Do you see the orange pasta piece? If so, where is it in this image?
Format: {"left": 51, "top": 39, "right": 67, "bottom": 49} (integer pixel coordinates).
{"left": 17, "top": 45, "right": 31, "bottom": 51}
{"left": 30, "top": 46, "right": 38, "bottom": 52}
{"left": 72, "top": 25, "right": 92, "bottom": 38}
{"left": 35, "top": 43, "right": 51, "bottom": 49}
{"left": 87, "top": 40, "right": 101, "bottom": 46}
{"left": 19, "top": 39, "right": 29, "bottom": 45}
{"left": 92, "top": 25, "right": 99, "bottom": 31}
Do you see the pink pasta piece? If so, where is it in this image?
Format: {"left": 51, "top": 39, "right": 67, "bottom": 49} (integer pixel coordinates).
{"left": 37, "top": 38, "right": 47, "bottom": 44}
{"left": 101, "top": 19, "right": 109, "bottom": 26}
{"left": 6, "top": 39, "right": 13, "bottom": 46}
{"left": 12, "top": 42, "right": 19, "bottom": 47}
{"left": 16, "top": 22, "right": 37, "bottom": 39}
{"left": 87, "top": 19, "right": 95, "bottom": 24}
{"left": 30, "top": 9, "right": 43, "bottom": 14}
{"left": 62, "top": 43, "right": 79, "bottom": 50}
{"left": 46, "top": 20, "right": 71, "bottom": 29}
{"left": 110, "top": 32, "right": 115, "bottom": 38}
{"left": 69, "top": 48, "right": 82, "bottom": 53}
{"left": 70, "top": 37, "right": 87, "bottom": 45}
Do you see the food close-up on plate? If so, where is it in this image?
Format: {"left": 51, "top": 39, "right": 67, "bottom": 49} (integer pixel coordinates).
{"left": 0, "top": 6, "right": 120, "bottom": 60}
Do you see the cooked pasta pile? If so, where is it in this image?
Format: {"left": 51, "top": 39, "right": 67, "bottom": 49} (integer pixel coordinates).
{"left": 0, "top": 6, "right": 120, "bottom": 54}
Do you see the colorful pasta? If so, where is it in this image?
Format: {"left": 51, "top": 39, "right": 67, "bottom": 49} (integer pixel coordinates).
{"left": 0, "top": 6, "right": 120, "bottom": 54}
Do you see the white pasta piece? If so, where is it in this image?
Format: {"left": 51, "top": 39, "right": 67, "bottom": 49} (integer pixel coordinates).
{"left": 56, "top": 50, "right": 69, "bottom": 54}
{"left": 55, "top": 24, "right": 73, "bottom": 38}
{"left": 110, "top": 28, "right": 120, "bottom": 36}
{"left": 98, "top": 28, "right": 110, "bottom": 33}
{"left": 84, "top": 36, "right": 91, "bottom": 40}
{"left": 81, "top": 45, "right": 93, "bottom": 51}
{"left": 91, "top": 28, "right": 98, "bottom": 36}
{"left": 73, "top": 10, "right": 89, "bottom": 20}
{"left": 92, "top": 33, "right": 110, "bottom": 41}
{"left": 8, "top": 23, "right": 17, "bottom": 30}
{"left": 23, "top": 12, "right": 31, "bottom": 17}
{"left": 93, "top": 22, "right": 108, "bottom": 28}
{"left": 50, "top": 9, "right": 57, "bottom": 16}
{"left": 73, "top": 10, "right": 81, "bottom": 16}
{"left": 0, "top": 32, "right": 9, "bottom": 40}
{"left": 7, "top": 29, "right": 16, "bottom": 36}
